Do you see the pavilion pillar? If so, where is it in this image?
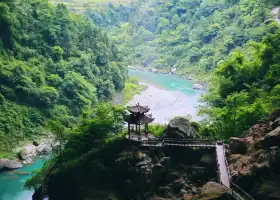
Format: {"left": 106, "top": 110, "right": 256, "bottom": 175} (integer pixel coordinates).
{"left": 145, "top": 124, "right": 148, "bottom": 138}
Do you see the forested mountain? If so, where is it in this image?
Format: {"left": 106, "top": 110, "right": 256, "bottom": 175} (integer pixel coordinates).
{"left": 80, "top": 0, "right": 280, "bottom": 138}
{"left": 0, "top": 0, "right": 126, "bottom": 156}
{"left": 82, "top": 0, "right": 280, "bottom": 76}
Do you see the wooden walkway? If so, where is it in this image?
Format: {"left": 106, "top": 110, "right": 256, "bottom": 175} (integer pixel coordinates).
{"left": 216, "top": 144, "right": 230, "bottom": 188}
{"left": 141, "top": 139, "right": 216, "bottom": 148}
{"left": 126, "top": 135, "right": 254, "bottom": 200}
{"left": 39, "top": 136, "right": 254, "bottom": 200}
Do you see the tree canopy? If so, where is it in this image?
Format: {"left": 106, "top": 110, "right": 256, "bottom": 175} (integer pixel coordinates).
{"left": 84, "top": 0, "right": 279, "bottom": 77}
{"left": 0, "top": 0, "right": 126, "bottom": 155}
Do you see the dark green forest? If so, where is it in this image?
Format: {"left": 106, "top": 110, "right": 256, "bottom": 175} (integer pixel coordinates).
{"left": 85, "top": 0, "right": 280, "bottom": 77}
{"left": 0, "top": 0, "right": 126, "bottom": 156}
{"left": 200, "top": 31, "right": 280, "bottom": 138}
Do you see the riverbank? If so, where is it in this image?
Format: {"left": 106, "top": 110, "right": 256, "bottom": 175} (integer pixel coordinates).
{"left": 127, "top": 82, "right": 203, "bottom": 123}
{"left": 0, "top": 155, "right": 50, "bottom": 200}
{"left": 121, "top": 77, "right": 148, "bottom": 104}
{"left": 0, "top": 134, "right": 54, "bottom": 170}
{"left": 128, "top": 65, "right": 209, "bottom": 85}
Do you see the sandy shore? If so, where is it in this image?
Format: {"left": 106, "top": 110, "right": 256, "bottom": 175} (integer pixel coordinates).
{"left": 127, "top": 83, "right": 203, "bottom": 124}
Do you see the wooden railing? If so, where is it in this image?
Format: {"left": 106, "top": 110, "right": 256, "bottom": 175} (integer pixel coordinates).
{"left": 230, "top": 182, "right": 255, "bottom": 200}
{"left": 140, "top": 138, "right": 216, "bottom": 148}
{"left": 216, "top": 144, "right": 254, "bottom": 200}
{"left": 128, "top": 135, "right": 255, "bottom": 200}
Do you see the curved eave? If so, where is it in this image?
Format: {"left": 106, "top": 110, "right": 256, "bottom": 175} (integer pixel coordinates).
{"left": 128, "top": 105, "right": 150, "bottom": 113}
{"left": 140, "top": 115, "right": 155, "bottom": 124}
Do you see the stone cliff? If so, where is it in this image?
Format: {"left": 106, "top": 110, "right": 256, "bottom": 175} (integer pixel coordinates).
{"left": 228, "top": 109, "right": 280, "bottom": 200}
{"left": 40, "top": 118, "right": 218, "bottom": 200}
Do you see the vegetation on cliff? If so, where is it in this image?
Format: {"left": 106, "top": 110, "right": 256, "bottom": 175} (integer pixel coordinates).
{"left": 0, "top": 0, "right": 126, "bottom": 157}
{"left": 122, "top": 76, "right": 147, "bottom": 104}
{"left": 26, "top": 111, "right": 217, "bottom": 200}
{"left": 25, "top": 103, "right": 125, "bottom": 189}
{"left": 200, "top": 28, "right": 280, "bottom": 138}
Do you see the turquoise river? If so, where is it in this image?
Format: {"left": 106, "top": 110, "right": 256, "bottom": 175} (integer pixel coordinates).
{"left": 0, "top": 70, "right": 203, "bottom": 200}
{"left": 0, "top": 156, "right": 49, "bottom": 200}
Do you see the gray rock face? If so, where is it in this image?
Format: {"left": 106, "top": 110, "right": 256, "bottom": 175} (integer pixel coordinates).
{"left": 16, "top": 137, "right": 54, "bottom": 166}
{"left": 193, "top": 83, "right": 205, "bottom": 90}
{"left": 199, "top": 182, "right": 230, "bottom": 199}
{"left": 19, "top": 145, "right": 37, "bottom": 162}
{"left": 272, "top": 117, "right": 280, "bottom": 130}
{"left": 36, "top": 144, "right": 52, "bottom": 155}
{"left": 162, "top": 117, "right": 198, "bottom": 139}
{"left": 229, "top": 137, "right": 249, "bottom": 154}
{"left": 0, "top": 159, "right": 22, "bottom": 169}
{"left": 255, "top": 127, "right": 280, "bottom": 148}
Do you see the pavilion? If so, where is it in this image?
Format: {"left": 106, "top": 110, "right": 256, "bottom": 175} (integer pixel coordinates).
{"left": 124, "top": 103, "right": 154, "bottom": 139}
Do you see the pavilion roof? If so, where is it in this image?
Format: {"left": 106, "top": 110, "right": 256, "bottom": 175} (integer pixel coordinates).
{"left": 128, "top": 104, "right": 150, "bottom": 113}
{"left": 124, "top": 113, "right": 155, "bottom": 125}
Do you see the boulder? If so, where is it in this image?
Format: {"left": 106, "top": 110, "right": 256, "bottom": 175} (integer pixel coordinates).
{"left": 0, "top": 159, "right": 22, "bottom": 169}
{"left": 272, "top": 117, "right": 280, "bottom": 130}
{"left": 33, "top": 140, "right": 39, "bottom": 146}
{"left": 162, "top": 117, "right": 198, "bottom": 139}
{"left": 229, "top": 137, "right": 249, "bottom": 154}
{"left": 22, "top": 158, "right": 33, "bottom": 165}
{"left": 191, "top": 186, "right": 198, "bottom": 194}
{"left": 248, "top": 123, "right": 271, "bottom": 140}
{"left": 19, "top": 145, "right": 37, "bottom": 160}
{"left": 197, "top": 182, "right": 230, "bottom": 200}
{"left": 36, "top": 143, "right": 52, "bottom": 155}
{"left": 255, "top": 127, "right": 280, "bottom": 148}
{"left": 193, "top": 84, "right": 204, "bottom": 90}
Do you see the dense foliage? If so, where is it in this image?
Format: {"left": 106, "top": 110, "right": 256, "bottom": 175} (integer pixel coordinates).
{"left": 25, "top": 103, "right": 125, "bottom": 189}
{"left": 85, "top": 0, "right": 279, "bottom": 77}
{"left": 0, "top": 0, "right": 126, "bottom": 156}
{"left": 200, "top": 28, "right": 280, "bottom": 138}
{"left": 121, "top": 76, "right": 147, "bottom": 104}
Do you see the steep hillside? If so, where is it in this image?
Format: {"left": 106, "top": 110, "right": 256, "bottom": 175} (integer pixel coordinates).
{"left": 48, "top": 0, "right": 132, "bottom": 13}
{"left": 0, "top": 0, "right": 125, "bottom": 157}
{"left": 227, "top": 108, "right": 280, "bottom": 200}
{"left": 83, "top": 0, "right": 279, "bottom": 78}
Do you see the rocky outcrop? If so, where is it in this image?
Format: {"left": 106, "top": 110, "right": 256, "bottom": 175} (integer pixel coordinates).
{"left": 19, "top": 145, "right": 37, "bottom": 164}
{"left": 16, "top": 136, "right": 55, "bottom": 165}
{"left": 0, "top": 159, "right": 22, "bottom": 170}
{"left": 18, "top": 142, "right": 53, "bottom": 164}
{"left": 193, "top": 84, "right": 205, "bottom": 90}
{"left": 184, "top": 182, "right": 230, "bottom": 200}
{"left": 229, "top": 137, "right": 250, "bottom": 154}
{"left": 45, "top": 139, "right": 216, "bottom": 200}
{"left": 255, "top": 127, "right": 280, "bottom": 149}
{"left": 36, "top": 143, "right": 52, "bottom": 156}
{"left": 162, "top": 117, "right": 198, "bottom": 139}
{"left": 228, "top": 108, "right": 280, "bottom": 199}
